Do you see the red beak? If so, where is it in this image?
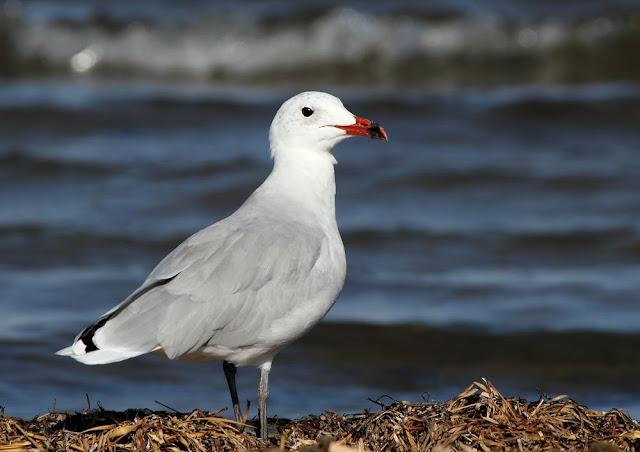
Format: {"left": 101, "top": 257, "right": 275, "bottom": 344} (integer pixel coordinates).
{"left": 334, "top": 116, "right": 388, "bottom": 141}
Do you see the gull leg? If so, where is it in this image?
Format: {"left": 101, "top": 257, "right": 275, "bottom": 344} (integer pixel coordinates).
{"left": 257, "top": 362, "right": 271, "bottom": 440}
{"left": 223, "top": 360, "right": 241, "bottom": 422}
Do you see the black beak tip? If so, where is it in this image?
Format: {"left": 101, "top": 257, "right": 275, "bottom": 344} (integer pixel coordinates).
{"left": 368, "top": 123, "right": 388, "bottom": 141}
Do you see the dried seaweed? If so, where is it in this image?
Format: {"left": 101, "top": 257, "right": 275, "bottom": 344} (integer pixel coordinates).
{"left": 1, "top": 380, "right": 638, "bottom": 451}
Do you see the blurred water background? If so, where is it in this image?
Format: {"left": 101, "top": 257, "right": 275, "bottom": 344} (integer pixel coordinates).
{"left": 1, "top": 0, "right": 640, "bottom": 420}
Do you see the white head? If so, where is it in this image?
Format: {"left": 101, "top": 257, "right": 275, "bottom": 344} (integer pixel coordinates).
{"left": 269, "top": 91, "right": 387, "bottom": 162}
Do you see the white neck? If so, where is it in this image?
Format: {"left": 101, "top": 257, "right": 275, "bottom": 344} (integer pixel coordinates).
{"left": 261, "top": 148, "right": 338, "bottom": 223}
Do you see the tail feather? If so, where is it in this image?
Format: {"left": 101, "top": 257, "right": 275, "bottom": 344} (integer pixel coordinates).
{"left": 56, "top": 274, "right": 179, "bottom": 365}
{"left": 55, "top": 346, "right": 73, "bottom": 357}
{"left": 55, "top": 345, "right": 146, "bottom": 365}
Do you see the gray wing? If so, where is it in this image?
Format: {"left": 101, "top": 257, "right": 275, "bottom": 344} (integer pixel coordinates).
{"left": 84, "top": 214, "right": 328, "bottom": 359}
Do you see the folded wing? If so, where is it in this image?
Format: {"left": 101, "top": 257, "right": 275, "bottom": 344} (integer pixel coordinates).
{"left": 57, "top": 215, "right": 326, "bottom": 364}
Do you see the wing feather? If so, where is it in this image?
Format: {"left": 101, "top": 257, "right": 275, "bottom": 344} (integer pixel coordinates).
{"left": 84, "top": 216, "right": 327, "bottom": 360}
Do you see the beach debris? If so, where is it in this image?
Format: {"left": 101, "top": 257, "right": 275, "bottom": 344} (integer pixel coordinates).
{"left": 1, "top": 380, "right": 638, "bottom": 451}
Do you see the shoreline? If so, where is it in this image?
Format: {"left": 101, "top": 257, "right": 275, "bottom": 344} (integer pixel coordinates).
{"left": 4, "top": 322, "right": 640, "bottom": 422}
{"left": 2, "top": 380, "right": 638, "bottom": 451}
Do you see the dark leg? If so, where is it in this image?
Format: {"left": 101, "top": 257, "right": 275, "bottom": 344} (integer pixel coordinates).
{"left": 257, "top": 362, "right": 271, "bottom": 440}
{"left": 223, "top": 360, "right": 241, "bottom": 422}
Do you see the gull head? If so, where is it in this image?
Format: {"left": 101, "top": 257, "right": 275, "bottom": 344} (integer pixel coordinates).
{"left": 269, "top": 91, "right": 387, "bottom": 161}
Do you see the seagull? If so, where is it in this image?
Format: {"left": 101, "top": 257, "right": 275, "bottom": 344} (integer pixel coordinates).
{"left": 56, "top": 91, "right": 387, "bottom": 439}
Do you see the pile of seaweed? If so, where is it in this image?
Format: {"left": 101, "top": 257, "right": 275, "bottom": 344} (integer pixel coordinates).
{"left": 1, "top": 380, "right": 638, "bottom": 451}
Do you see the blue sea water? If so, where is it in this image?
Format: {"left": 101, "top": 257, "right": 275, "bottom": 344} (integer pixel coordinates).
{"left": 1, "top": 0, "right": 639, "bottom": 421}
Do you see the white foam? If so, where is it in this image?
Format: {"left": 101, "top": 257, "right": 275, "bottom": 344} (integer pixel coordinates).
{"left": 11, "top": 8, "right": 633, "bottom": 80}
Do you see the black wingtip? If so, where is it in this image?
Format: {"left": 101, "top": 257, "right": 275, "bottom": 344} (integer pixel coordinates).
{"left": 78, "top": 317, "right": 108, "bottom": 352}
{"left": 74, "top": 274, "right": 180, "bottom": 354}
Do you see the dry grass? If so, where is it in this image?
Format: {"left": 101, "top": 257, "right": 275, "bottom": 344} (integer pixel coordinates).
{"left": 1, "top": 380, "right": 639, "bottom": 451}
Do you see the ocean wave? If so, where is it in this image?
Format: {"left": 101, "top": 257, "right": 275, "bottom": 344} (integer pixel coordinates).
{"left": 380, "top": 168, "right": 626, "bottom": 193}
{"left": 0, "top": 223, "right": 183, "bottom": 252}
{"left": 152, "top": 157, "right": 262, "bottom": 179}
{"left": 481, "top": 95, "right": 640, "bottom": 126}
{"left": 2, "top": 8, "right": 640, "bottom": 83}
{"left": 5, "top": 221, "right": 637, "bottom": 260}
{"left": 343, "top": 224, "right": 640, "bottom": 250}
{"left": 0, "top": 223, "right": 182, "bottom": 269}
{"left": 510, "top": 226, "right": 637, "bottom": 244}
{"left": 1, "top": 78, "right": 638, "bottom": 121}
{"left": 342, "top": 227, "right": 465, "bottom": 247}
{"left": 0, "top": 148, "right": 116, "bottom": 177}
{"left": 382, "top": 169, "right": 527, "bottom": 190}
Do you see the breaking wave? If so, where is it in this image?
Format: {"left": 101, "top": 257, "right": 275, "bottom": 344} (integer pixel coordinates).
{"left": 2, "top": 7, "right": 640, "bottom": 83}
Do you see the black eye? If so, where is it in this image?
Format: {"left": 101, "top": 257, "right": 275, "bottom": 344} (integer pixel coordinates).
{"left": 301, "top": 107, "right": 314, "bottom": 117}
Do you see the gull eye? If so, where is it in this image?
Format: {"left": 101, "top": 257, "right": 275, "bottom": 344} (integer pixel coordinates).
{"left": 301, "top": 107, "right": 314, "bottom": 117}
